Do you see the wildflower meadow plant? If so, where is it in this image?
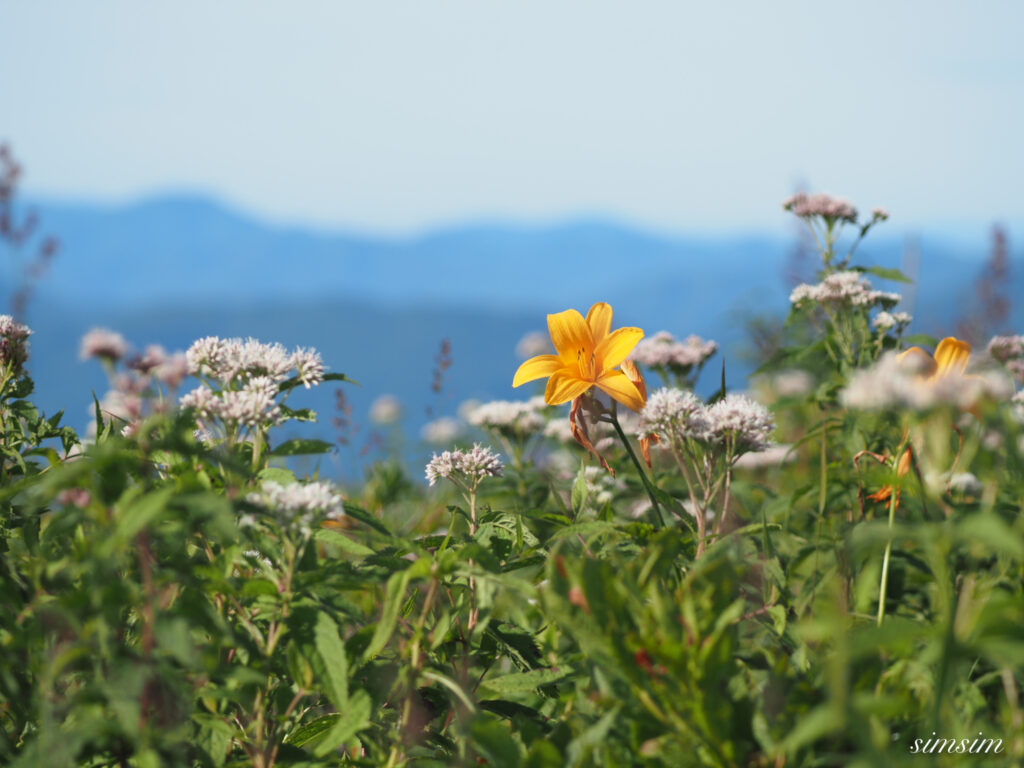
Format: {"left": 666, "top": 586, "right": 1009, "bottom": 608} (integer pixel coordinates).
{"left": 4, "top": 195, "right": 1024, "bottom": 768}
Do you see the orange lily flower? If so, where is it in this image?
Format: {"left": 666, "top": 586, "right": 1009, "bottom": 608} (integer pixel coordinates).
{"left": 868, "top": 337, "right": 971, "bottom": 503}
{"left": 512, "top": 302, "right": 646, "bottom": 411}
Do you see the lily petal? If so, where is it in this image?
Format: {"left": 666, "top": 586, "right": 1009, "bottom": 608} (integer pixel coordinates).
{"left": 933, "top": 337, "right": 971, "bottom": 377}
{"left": 620, "top": 359, "right": 647, "bottom": 402}
{"left": 544, "top": 369, "right": 594, "bottom": 405}
{"left": 897, "top": 347, "right": 938, "bottom": 378}
{"left": 595, "top": 327, "right": 644, "bottom": 373}
{"left": 548, "top": 309, "right": 592, "bottom": 368}
{"left": 595, "top": 370, "right": 645, "bottom": 412}
{"left": 586, "top": 302, "right": 613, "bottom": 345}
{"left": 512, "top": 354, "right": 563, "bottom": 388}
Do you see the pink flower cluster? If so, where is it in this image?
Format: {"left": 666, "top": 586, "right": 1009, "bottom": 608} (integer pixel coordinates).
{"left": 630, "top": 331, "right": 717, "bottom": 373}
{"left": 782, "top": 193, "right": 858, "bottom": 223}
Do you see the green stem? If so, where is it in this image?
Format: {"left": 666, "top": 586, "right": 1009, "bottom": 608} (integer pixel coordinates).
{"left": 876, "top": 462, "right": 901, "bottom": 626}
{"left": 610, "top": 412, "right": 665, "bottom": 529}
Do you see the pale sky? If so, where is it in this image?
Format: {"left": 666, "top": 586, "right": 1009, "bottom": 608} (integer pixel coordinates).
{"left": 2, "top": 1, "right": 1022, "bottom": 235}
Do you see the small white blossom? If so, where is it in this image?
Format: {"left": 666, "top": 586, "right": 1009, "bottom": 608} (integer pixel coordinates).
{"left": 705, "top": 394, "right": 775, "bottom": 453}
{"left": 467, "top": 398, "right": 547, "bottom": 438}
{"left": 0, "top": 315, "right": 31, "bottom": 371}
{"left": 291, "top": 347, "right": 325, "bottom": 388}
{"left": 987, "top": 335, "right": 1024, "bottom": 365}
{"left": 873, "top": 311, "right": 912, "bottom": 333}
{"left": 782, "top": 192, "right": 858, "bottom": 223}
{"left": 630, "top": 331, "right": 717, "bottom": 373}
{"left": 247, "top": 480, "right": 344, "bottom": 535}
{"left": 790, "top": 271, "right": 901, "bottom": 310}
{"left": 425, "top": 443, "right": 503, "bottom": 489}
{"left": 80, "top": 328, "right": 129, "bottom": 362}
{"left": 638, "top": 387, "right": 711, "bottom": 442}
{"left": 947, "top": 472, "right": 982, "bottom": 496}
{"left": 369, "top": 395, "right": 402, "bottom": 425}
{"left": 421, "top": 417, "right": 463, "bottom": 445}
{"left": 772, "top": 369, "right": 815, "bottom": 398}
{"left": 154, "top": 352, "right": 190, "bottom": 389}
{"left": 581, "top": 465, "right": 621, "bottom": 506}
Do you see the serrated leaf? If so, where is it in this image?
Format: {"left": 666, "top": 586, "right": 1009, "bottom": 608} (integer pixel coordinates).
{"left": 314, "top": 612, "right": 348, "bottom": 710}
{"left": 313, "top": 689, "right": 371, "bottom": 756}
{"left": 479, "top": 667, "right": 572, "bottom": 696}
{"left": 314, "top": 528, "right": 375, "bottom": 557}
{"left": 362, "top": 568, "right": 412, "bottom": 663}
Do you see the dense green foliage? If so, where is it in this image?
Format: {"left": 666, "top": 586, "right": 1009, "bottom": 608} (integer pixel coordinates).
{"left": 1, "top": 203, "right": 1024, "bottom": 767}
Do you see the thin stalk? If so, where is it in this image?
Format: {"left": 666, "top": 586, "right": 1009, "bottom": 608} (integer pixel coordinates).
{"left": 876, "top": 467, "right": 900, "bottom": 626}
{"left": 609, "top": 412, "right": 665, "bottom": 528}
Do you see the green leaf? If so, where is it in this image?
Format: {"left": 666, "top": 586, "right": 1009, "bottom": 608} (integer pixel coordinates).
{"left": 257, "top": 467, "right": 297, "bottom": 485}
{"left": 280, "top": 405, "right": 317, "bottom": 422}
{"left": 343, "top": 502, "right": 392, "bottom": 535}
{"left": 313, "top": 689, "right": 371, "bottom": 756}
{"left": 362, "top": 568, "right": 412, "bottom": 663}
{"left": 861, "top": 265, "right": 912, "bottom": 283}
{"left": 479, "top": 667, "right": 573, "bottom": 696}
{"left": 285, "top": 714, "right": 337, "bottom": 748}
{"left": 270, "top": 438, "right": 334, "bottom": 457}
{"left": 314, "top": 528, "right": 375, "bottom": 557}
{"left": 314, "top": 612, "right": 349, "bottom": 710}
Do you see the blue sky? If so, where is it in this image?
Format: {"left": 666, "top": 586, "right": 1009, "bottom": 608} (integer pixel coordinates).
{"left": 2, "top": 1, "right": 1022, "bottom": 235}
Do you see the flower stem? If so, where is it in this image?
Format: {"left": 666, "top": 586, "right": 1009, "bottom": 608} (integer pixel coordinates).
{"left": 876, "top": 460, "right": 901, "bottom": 626}
{"left": 610, "top": 412, "right": 665, "bottom": 529}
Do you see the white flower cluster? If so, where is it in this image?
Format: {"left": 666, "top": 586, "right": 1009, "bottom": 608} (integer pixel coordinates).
{"left": 80, "top": 328, "right": 130, "bottom": 362}
{"left": 467, "top": 396, "right": 548, "bottom": 439}
{"left": 638, "top": 388, "right": 775, "bottom": 455}
{"left": 246, "top": 480, "right": 344, "bottom": 535}
{"left": 638, "top": 388, "right": 710, "bottom": 442}
{"left": 706, "top": 395, "right": 775, "bottom": 453}
{"left": 0, "top": 315, "right": 31, "bottom": 372}
{"left": 782, "top": 192, "right": 858, "bottom": 223}
{"left": 987, "top": 335, "right": 1024, "bottom": 363}
{"left": 872, "top": 311, "right": 913, "bottom": 333}
{"left": 187, "top": 336, "right": 324, "bottom": 389}
{"left": 581, "top": 465, "right": 621, "bottom": 506}
{"left": 421, "top": 417, "right": 463, "bottom": 445}
{"left": 425, "top": 443, "right": 503, "bottom": 489}
{"left": 770, "top": 369, "right": 815, "bottom": 398}
{"left": 181, "top": 376, "right": 283, "bottom": 428}
{"left": 841, "top": 352, "right": 1013, "bottom": 411}
{"left": 369, "top": 394, "right": 402, "bottom": 425}
{"left": 988, "top": 335, "right": 1024, "bottom": 385}
{"left": 630, "top": 331, "right": 717, "bottom": 372}
{"left": 179, "top": 336, "right": 325, "bottom": 435}
{"left": 790, "top": 271, "right": 901, "bottom": 310}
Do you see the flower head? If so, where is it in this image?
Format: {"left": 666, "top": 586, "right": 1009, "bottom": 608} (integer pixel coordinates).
{"left": 81, "top": 328, "right": 130, "bottom": 362}
{"left": 247, "top": 480, "right": 344, "bottom": 535}
{"left": 630, "top": 331, "right": 717, "bottom": 375}
{"left": 0, "top": 315, "right": 31, "bottom": 373}
{"left": 790, "top": 271, "right": 901, "bottom": 310}
{"left": 782, "top": 192, "right": 858, "bottom": 223}
{"left": 425, "top": 443, "right": 503, "bottom": 491}
{"left": 705, "top": 394, "right": 775, "bottom": 453}
{"left": 513, "top": 302, "right": 645, "bottom": 411}
{"left": 467, "top": 397, "right": 547, "bottom": 439}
